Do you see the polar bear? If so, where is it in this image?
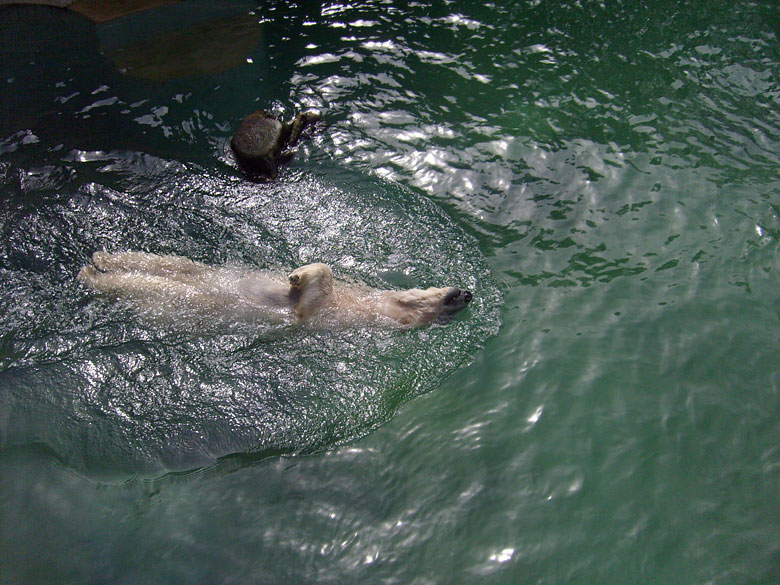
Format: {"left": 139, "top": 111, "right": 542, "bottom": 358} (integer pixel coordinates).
{"left": 77, "top": 251, "right": 472, "bottom": 328}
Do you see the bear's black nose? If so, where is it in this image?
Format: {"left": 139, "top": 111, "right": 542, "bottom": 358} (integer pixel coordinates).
{"left": 444, "top": 288, "right": 473, "bottom": 307}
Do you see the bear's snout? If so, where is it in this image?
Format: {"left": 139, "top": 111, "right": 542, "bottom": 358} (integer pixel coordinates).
{"left": 444, "top": 287, "right": 472, "bottom": 308}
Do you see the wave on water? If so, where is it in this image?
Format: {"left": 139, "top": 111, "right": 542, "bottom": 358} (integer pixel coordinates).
{"left": 0, "top": 147, "right": 501, "bottom": 477}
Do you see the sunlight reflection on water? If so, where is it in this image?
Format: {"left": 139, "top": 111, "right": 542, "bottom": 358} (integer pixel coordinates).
{"left": 1, "top": 1, "right": 780, "bottom": 583}
{"left": 0, "top": 147, "right": 500, "bottom": 476}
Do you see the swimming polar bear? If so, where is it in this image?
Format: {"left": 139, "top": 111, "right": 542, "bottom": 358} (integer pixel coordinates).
{"left": 77, "top": 251, "right": 472, "bottom": 328}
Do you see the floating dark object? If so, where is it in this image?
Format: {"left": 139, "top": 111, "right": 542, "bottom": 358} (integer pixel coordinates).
{"left": 230, "top": 110, "right": 321, "bottom": 180}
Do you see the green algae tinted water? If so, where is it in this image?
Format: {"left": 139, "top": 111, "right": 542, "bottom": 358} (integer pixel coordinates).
{"left": 1, "top": 1, "right": 779, "bottom": 583}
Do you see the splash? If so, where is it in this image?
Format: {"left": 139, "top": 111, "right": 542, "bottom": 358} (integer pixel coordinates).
{"left": 0, "top": 151, "right": 501, "bottom": 477}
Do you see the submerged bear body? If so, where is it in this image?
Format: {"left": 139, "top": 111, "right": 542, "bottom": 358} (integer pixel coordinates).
{"left": 78, "top": 252, "right": 472, "bottom": 329}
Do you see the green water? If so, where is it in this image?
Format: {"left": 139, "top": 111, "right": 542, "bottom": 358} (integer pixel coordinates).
{"left": 1, "top": 1, "right": 779, "bottom": 583}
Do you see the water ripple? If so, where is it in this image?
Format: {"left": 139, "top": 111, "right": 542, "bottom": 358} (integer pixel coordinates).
{"left": 0, "top": 154, "right": 500, "bottom": 476}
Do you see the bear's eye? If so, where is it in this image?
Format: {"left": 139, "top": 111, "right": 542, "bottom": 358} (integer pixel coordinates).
{"left": 443, "top": 289, "right": 461, "bottom": 305}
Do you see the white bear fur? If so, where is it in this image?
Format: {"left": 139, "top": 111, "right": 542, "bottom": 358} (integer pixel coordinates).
{"left": 78, "top": 251, "right": 471, "bottom": 328}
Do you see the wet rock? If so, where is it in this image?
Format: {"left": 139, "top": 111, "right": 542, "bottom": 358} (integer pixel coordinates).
{"left": 230, "top": 110, "right": 321, "bottom": 180}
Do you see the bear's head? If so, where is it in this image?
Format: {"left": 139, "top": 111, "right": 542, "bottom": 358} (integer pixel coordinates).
{"left": 385, "top": 286, "right": 472, "bottom": 326}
